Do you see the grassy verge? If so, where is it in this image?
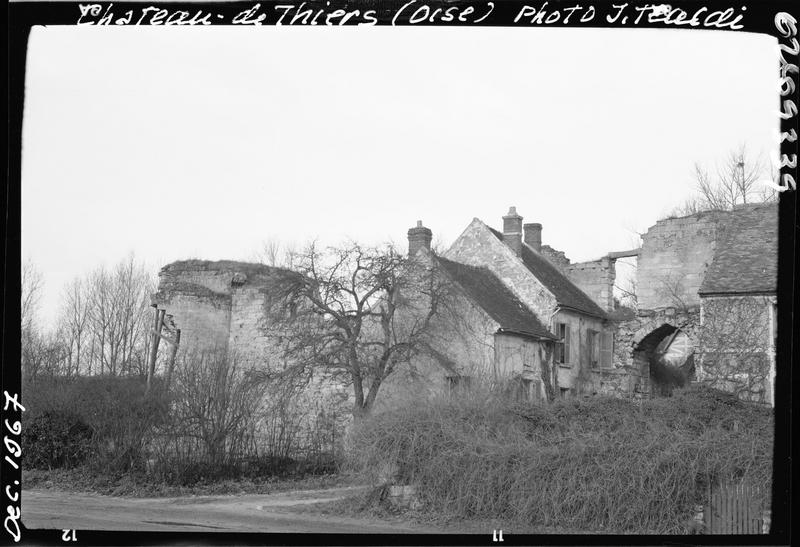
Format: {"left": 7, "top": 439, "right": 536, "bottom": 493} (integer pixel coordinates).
{"left": 292, "top": 492, "right": 587, "bottom": 534}
{"left": 22, "top": 467, "right": 355, "bottom": 498}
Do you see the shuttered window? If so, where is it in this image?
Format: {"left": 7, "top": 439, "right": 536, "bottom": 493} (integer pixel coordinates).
{"left": 600, "top": 331, "right": 614, "bottom": 368}
{"left": 587, "top": 329, "right": 600, "bottom": 368}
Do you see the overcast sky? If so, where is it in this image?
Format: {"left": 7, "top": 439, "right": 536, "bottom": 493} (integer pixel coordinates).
{"left": 21, "top": 26, "right": 779, "bottom": 326}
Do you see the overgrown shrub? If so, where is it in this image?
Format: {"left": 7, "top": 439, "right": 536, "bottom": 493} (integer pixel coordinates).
{"left": 348, "top": 385, "right": 773, "bottom": 533}
{"left": 22, "top": 359, "right": 343, "bottom": 485}
{"left": 22, "top": 412, "right": 93, "bottom": 469}
{"left": 22, "top": 375, "right": 169, "bottom": 473}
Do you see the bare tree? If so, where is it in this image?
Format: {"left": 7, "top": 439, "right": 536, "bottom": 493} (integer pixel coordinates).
{"left": 657, "top": 273, "right": 691, "bottom": 312}
{"left": 58, "top": 278, "right": 90, "bottom": 376}
{"left": 60, "top": 254, "right": 155, "bottom": 376}
{"left": 21, "top": 259, "right": 50, "bottom": 379}
{"left": 21, "top": 259, "right": 43, "bottom": 336}
{"left": 111, "top": 256, "right": 156, "bottom": 375}
{"left": 672, "top": 146, "right": 778, "bottom": 216}
{"left": 254, "top": 239, "right": 296, "bottom": 269}
{"left": 22, "top": 329, "right": 70, "bottom": 380}
{"left": 262, "top": 242, "right": 453, "bottom": 418}
{"left": 169, "top": 350, "right": 263, "bottom": 465}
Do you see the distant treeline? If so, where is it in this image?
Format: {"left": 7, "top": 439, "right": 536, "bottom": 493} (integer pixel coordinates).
{"left": 22, "top": 254, "right": 155, "bottom": 379}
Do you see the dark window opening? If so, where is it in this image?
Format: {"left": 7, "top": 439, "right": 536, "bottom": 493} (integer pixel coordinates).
{"left": 555, "top": 322, "right": 570, "bottom": 365}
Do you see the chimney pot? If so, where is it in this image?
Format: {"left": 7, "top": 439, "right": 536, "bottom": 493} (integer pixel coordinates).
{"left": 408, "top": 221, "right": 432, "bottom": 256}
{"left": 502, "top": 207, "right": 523, "bottom": 256}
{"left": 524, "top": 222, "right": 542, "bottom": 252}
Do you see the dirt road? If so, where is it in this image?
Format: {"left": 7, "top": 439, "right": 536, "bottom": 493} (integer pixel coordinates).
{"left": 22, "top": 486, "right": 436, "bottom": 533}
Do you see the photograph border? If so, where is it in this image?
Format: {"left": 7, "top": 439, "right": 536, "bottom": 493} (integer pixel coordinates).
{"left": 5, "top": 1, "right": 797, "bottom": 544}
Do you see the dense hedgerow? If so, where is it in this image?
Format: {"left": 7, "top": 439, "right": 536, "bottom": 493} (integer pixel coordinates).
{"left": 22, "top": 375, "right": 169, "bottom": 473}
{"left": 22, "top": 412, "right": 94, "bottom": 469}
{"left": 22, "top": 372, "right": 339, "bottom": 485}
{"left": 348, "top": 385, "right": 773, "bottom": 533}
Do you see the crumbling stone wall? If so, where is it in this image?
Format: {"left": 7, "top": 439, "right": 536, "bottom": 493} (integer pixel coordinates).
{"left": 152, "top": 262, "right": 234, "bottom": 354}
{"left": 540, "top": 245, "right": 571, "bottom": 272}
{"left": 537, "top": 244, "right": 617, "bottom": 314}
{"left": 597, "top": 307, "right": 702, "bottom": 399}
{"left": 637, "top": 211, "right": 726, "bottom": 310}
{"left": 592, "top": 211, "right": 726, "bottom": 399}
{"left": 566, "top": 257, "right": 616, "bottom": 312}
{"left": 153, "top": 260, "right": 354, "bottom": 456}
{"left": 229, "top": 283, "right": 274, "bottom": 365}
{"left": 153, "top": 260, "right": 291, "bottom": 363}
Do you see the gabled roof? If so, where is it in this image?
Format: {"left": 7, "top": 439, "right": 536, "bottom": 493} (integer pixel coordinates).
{"left": 436, "top": 257, "right": 557, "bottom": 340}
{"left": 488, "top": 228, "right": 607, "bottom": 318}
{"left": 699, "top": 203, "right": 778, "bottom": 296}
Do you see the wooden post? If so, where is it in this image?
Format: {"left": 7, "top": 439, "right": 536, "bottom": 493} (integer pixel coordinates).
{"left": 146, "top": 307, "right": 164, "bottom": 392}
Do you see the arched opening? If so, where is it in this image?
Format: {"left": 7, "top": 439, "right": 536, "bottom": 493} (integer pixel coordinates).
{"left": 633, "top": 324, "right": 695, "bottom": 397}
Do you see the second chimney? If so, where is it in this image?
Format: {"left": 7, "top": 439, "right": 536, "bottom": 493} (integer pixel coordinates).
{"left": 502, "top": 207, "right": 523, "bottom": 256}
{"left": 524, "top": 222, "right": 542, "bottom": 252}
{"left": 408, "top": 220, "right": 432, "bottom": 256}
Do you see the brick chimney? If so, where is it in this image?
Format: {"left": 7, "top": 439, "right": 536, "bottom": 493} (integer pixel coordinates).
{"left": 407, "top": 221, "right": 432, "bottom": 256}
{"left": 524, "top": 222, "right": 542, "bottom": 252}
{"left": 502, "top": 207, "right": 523, "bottom": 256}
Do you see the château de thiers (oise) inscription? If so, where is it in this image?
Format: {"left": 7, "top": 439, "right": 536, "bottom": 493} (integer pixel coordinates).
{"left": 77, "top": 2, "right": 747, "bottom": 29}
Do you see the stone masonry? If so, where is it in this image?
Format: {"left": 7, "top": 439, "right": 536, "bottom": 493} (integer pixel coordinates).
{"left": 152, "top": 260, "right": 287, "bottom": 363}
{"left": 152, "top": 260, "right": 353, "bottom": 454}
{"left": 636, "top": 210, "right": 726, "bottom": 310}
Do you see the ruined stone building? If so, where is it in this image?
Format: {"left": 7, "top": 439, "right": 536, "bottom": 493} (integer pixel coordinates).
{"left": 152, "top": 260, "right": 293, "bottom": 361}
{"left": 591, "top": 202, "right": 778, "bottom": 404}
{"left": 151, "top": 260, "right": 352, "bottom": 445}
{"left": 395, "top": 203, "right": 779, "bottom": 405}
{"left": 151, "top": 202, "right": 778, "bottom": 421}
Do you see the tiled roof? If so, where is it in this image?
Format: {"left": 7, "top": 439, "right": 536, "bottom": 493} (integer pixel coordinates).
{"left": 488, "top": 228, "right": 607, "bottom": 318}
{"left": 436, "top": 257, "right": 557, "bottom": 340}
{"left": 699, "top": 203, "right": 778, "bottom": 295}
